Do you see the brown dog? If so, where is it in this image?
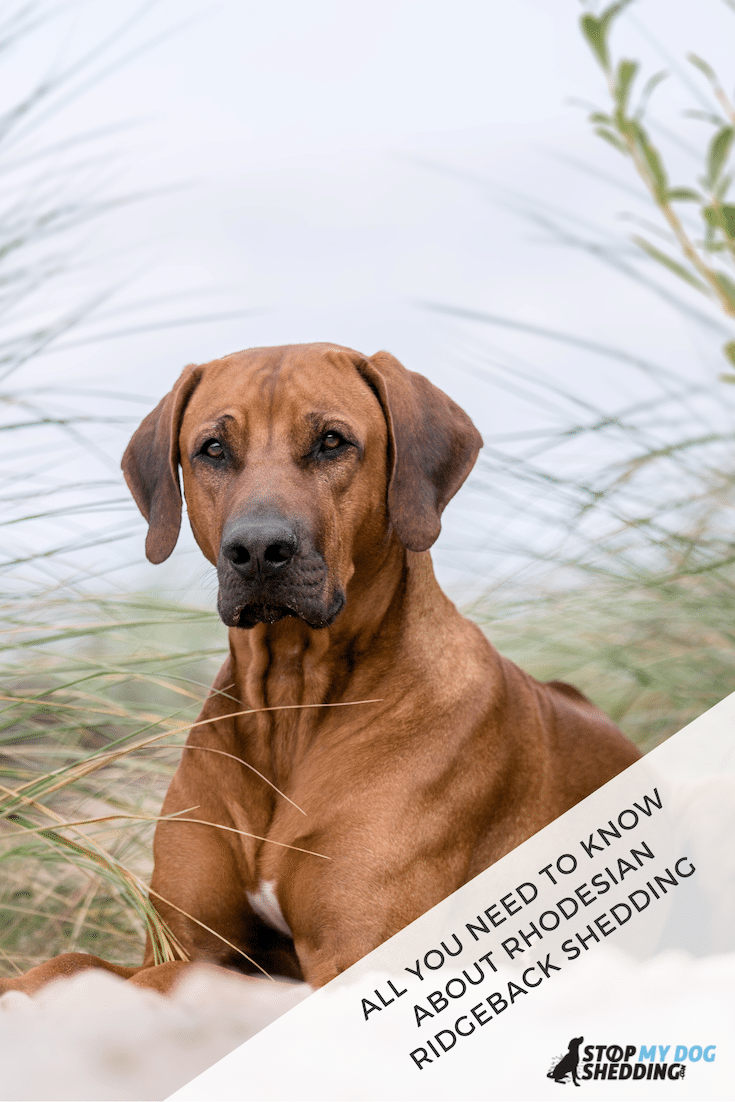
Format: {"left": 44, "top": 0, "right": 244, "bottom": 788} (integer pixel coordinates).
{"left": 2, "top": 343, "right": 640, "bottom": 995}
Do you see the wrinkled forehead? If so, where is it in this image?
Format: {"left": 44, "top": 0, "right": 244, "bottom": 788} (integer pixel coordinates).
{"left": 180, "top": 345, "right": 383, "bottom": 439}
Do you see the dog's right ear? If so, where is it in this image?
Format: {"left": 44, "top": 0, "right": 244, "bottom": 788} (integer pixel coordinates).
{"left": 121, "top": 364, "right": 203, "bottom": 564}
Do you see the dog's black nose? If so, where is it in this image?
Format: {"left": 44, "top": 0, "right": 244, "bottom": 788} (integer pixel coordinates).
{"left": 221, "top": 519, "right": 298, "bottom": 578}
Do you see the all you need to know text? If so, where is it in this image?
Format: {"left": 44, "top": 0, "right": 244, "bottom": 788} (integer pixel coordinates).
{"left": 356, "top": 788, "right": 697, "bottom": 1072}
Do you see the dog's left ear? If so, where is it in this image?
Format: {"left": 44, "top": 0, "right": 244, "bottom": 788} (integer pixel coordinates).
{"left": 357, "top": 351, "right": 483, "bottom": 552}
{"left": 121, "top": 363, "right": 204, "bottom": 564}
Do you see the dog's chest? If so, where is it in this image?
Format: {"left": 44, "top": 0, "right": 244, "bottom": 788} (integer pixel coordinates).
{"left": 246, "top": 878, "right": 292, "bottom": 937}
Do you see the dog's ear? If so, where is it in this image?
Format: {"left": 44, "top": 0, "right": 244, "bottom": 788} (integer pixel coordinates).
{"left": 121, "top": 363, "right": 204, "bottom": 564}
{"left": 357, "top": 351, "right": 483, "bottom": 552}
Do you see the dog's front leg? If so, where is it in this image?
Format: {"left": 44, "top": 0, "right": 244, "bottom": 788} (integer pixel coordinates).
{"left": 0, "top": 954, "right": 139, "bottom": 996}
{"left": 277, "top": 841, "right": 465, "bottom": 987}
{"left": 147, "top": 804, "right": 303, "bottom": 980}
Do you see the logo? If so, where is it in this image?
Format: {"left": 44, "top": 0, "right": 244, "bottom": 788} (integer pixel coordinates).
{"left": 547, "top": 1040, "right": 716, "bottom": 1085}
{"left": 547, "top": 1036, "right": 584, "bottom": 1086}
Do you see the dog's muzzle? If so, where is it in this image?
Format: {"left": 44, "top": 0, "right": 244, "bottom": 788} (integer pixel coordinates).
{"left": 216, "top": 514, "right": 344, "bottom": 629}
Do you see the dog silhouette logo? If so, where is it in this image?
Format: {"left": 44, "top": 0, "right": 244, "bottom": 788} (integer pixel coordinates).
{"left": 548, "top": 1036, "right": 584, "bottom": 1086}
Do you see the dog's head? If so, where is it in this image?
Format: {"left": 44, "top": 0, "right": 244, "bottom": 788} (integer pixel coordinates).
{"left": 122, "top": 343, "right": 482, "bottom": 630}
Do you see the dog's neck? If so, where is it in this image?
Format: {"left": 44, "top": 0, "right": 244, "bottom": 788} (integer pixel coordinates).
{"left": 225, "top": 541, "right": 452, "bottom": 771}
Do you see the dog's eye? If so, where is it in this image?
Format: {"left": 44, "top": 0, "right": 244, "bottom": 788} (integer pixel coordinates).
{"left": 202, "top": 439, "right": 224, "bottom": 459}
{"left": 322, "top": 432, "right": 344, "bottom": 450}
{"left": 309, "top": 430, "right": 352, "bottom": 462}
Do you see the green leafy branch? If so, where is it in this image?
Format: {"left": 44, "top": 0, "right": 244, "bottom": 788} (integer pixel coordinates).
{"left": 580, "top": 1, "right": 735, "bottom": 370}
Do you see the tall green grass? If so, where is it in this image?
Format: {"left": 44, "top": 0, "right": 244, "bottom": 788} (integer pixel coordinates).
{"left": 0, "top": 592, "right": 224, "bottom": 969}
{"left": 440, "top": 0, "right": 735, "bottom": 751}
{"left": 0, "top": 4, "right": 230, "bottom": 973}
{"left": 462, "top": 351, "right": 735, "bottom": 749}
{"left": 4, "top": 0, "right": 735, "bottom": 975}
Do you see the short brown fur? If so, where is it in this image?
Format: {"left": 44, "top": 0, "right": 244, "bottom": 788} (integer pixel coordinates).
{"left": 0, "top": 343, "right": 640, "bottom": 996}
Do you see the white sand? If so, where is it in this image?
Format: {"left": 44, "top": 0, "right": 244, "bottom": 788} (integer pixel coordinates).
{"left": 0, "top": 964, "right": 311, "bottom": 1101}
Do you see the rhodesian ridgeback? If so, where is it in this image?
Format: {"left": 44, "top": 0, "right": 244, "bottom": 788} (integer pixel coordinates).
{"left": 1, "top": 343, "right": 640, "bottom": 995}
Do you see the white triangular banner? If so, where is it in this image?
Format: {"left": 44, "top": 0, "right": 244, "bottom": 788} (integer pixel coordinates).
{"left": 170, "top": 693, "right": 735, "bottom": 1100}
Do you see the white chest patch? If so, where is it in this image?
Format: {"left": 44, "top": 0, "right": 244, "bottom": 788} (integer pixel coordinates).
{"left": 246, "top": 879, "right": 292, "bottom": 938}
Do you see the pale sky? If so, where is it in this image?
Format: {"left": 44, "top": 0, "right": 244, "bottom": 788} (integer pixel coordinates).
{"left": 4, "top": 0, "right": 734, "bottom": 597}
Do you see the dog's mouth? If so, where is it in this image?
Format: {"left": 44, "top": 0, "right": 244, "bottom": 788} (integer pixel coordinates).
{"left": 216, "top": 539, "right": 346, "bottom": 631}
{"left": 236, "top": 603, "right": 296, "bottom": 629}
{"left": 224, "top": 589, "right": 346, "bottom": 631}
